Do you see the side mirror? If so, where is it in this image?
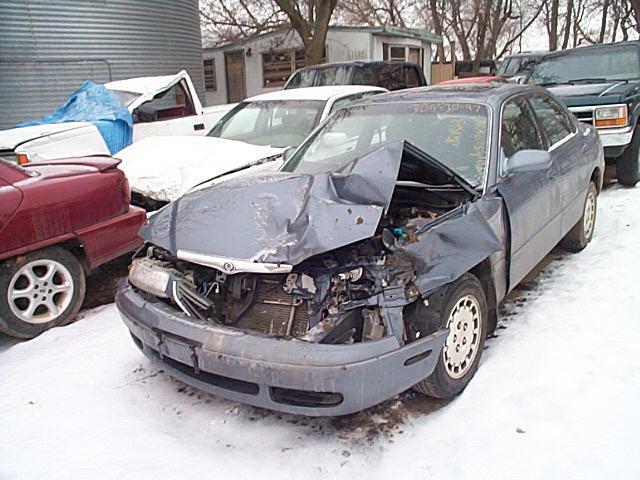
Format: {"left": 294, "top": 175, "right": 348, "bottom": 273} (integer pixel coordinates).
{"left": 503, "top": 149, "right": 552, "bottom": 175}
{"left": 282, "top": 146, "right": 296, "bottom": 162}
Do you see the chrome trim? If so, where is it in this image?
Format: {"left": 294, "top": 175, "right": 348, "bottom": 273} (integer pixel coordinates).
{"left": 599, "top": 82, "right": 625, "bottom": 97}
{"left": 177, "top": 250, "right": 293, "bottom": 275}
{"left": 598, "top": 128, "right": 634, "bottom": 148}
{"left": 549, "top": 130, "right": 577, "bottom": 152}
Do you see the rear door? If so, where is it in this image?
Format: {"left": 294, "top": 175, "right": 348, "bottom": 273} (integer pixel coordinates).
{"left": 528, "top": 93, "right": 586, "bottom": 236}
{"left": 496, "top": 95, "right": 563, "bottom": 290}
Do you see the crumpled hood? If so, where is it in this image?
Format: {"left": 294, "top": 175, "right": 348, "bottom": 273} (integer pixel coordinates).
{"left": 547, "top": 81, "right": 637, "bottom": 107}
{"left": 0, "top": 122, "right": 91, "bottom": 150}
{"left": 117, "top": 136, "right": 283, "bottom": 202}
{"left": 140, "top": 142, "right": 405, "bottom": 266}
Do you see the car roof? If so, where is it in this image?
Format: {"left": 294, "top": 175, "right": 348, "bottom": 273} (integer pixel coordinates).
{"left": 294, "top": 60, "right": 421, "bottom": 71}
{"left": 540, "top": 40, "right": 640, "bottom": 60}
{"left": 245, "top": 85, "right": 388, "bottom": 102}
{"left": 356, "top": 83, "right": 542, "bottom": 107}
{"left": 503, "top": 51, "right": 548, "bottom": 59}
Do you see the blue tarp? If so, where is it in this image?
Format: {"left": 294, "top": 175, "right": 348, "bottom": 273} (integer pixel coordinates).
{"left": 17, "top": 81, "right": 133, "bottom": 155}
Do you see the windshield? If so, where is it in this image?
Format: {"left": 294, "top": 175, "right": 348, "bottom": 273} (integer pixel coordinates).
{"left": 208, "top": 100, "right": 325, "bottom": 148}
{"left": 528, "top": 45, "right": 640, "bottom": 85}
{"left": 284, "top": 66, "right": 351, "bottom": 89}
{"left": 282, "top": 101, "right": 489, "bottom": 187}
{"left": 108, "top": 89, "right": 140, "bottom": 107}
{"left": 498, "top": 58, "right": 523, "bottom": 77}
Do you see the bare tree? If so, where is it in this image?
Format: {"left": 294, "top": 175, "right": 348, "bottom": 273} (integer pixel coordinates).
{"left": 200, "top": 0, "right": 338, "bottom": 66}
{"left": 274, "top": 0, "right": 339, "bottom": 65}
{"left": 337, "top": 0, "right": 416, "bottom": 26}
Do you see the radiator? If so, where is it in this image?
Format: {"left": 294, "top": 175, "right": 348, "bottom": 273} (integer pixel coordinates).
{"left": 235, "top": 277, "right": 310, "bottom": 337}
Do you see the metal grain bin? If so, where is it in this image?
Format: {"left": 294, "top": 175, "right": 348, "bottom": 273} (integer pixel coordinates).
{"left": 0, "top": 0, "right": 204, "bottom": 129}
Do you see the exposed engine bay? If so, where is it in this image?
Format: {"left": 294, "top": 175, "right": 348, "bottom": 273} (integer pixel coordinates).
{"left": 130, "top": 168, "right": 473, "bottom": 346}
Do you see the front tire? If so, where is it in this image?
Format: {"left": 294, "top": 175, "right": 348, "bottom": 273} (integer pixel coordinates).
{"left": 617, "top": 127, "right": 640, "bottom": 187}
{"left": 0, "top": 247, "right": 86, "bottom": 339}
{"left": 413, "top": 273, "right": 488, "bottom": 399}
{"left": 561, "top": 181, "right": 597, "bottom": 252}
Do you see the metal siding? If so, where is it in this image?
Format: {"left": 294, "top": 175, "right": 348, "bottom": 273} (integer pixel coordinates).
{"left": 0, "top": 0, "right": 204, "bottom": 129}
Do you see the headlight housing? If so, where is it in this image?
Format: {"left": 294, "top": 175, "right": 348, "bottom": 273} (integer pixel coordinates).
{"left": 0, "top": 152, "right": 30, "bottom": 165}
{"left": 594, "top": 105, "right": 628, "bottom": 128}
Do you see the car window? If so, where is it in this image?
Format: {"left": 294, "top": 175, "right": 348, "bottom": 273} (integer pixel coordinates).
{"left": 208, "top": 100, "right": 325, "bottom": 148}
{"left": 314, "top": 66, "right": 350, "bottom": 86}
{"left": 134, "top": 80, "right": 196, "bottom": 123}
{"left": 529, "top": 44, "right": 640, "bottom": 85}
{"left": 353, "top": 64, "right": 405, "bottom": 90}
{"left": 284, "top": 101, "right": 490, "bottom": 187}
{"left": 528, "top": 94, "right": 575, "bottom": 147}
{"left": 501, "top": 97, "right": 544, "bottom": 157}
{"left": 404, "top": 66, "right": 421, "bottom": 88}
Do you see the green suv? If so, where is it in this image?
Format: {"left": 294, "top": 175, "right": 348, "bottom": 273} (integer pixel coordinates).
{"left": 528, "top": 41, "right": 640, "bottom": 186}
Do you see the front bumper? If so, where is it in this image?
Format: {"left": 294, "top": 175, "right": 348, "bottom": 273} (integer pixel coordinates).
{"left": 116, "top": 281, "right": 448, "bottom": 416}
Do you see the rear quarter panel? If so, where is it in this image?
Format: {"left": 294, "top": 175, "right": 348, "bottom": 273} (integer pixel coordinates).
{"left": 0, "top": 169, "right": 127, "bottom": 259}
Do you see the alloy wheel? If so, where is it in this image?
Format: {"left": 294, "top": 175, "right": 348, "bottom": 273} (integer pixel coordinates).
{"left": 8, "top": 259, "right": 74, "bottom": 324}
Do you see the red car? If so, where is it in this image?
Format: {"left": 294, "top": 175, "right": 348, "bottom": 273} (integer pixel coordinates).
{"left": 0, "top": 156, "right": 145, "bottom": 338}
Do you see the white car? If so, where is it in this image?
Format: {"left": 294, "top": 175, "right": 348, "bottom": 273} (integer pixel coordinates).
{"left": 117, "top": 85, "right": 387, "bottom": 208}
{"left": 0, "top": 70, "right": 234, "bottom": 164}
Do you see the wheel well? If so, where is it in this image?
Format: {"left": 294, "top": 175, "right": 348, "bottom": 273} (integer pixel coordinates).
{"left": 57, "top": 238, "right": 89, "bottom": 273}
{"left": 470, "top": 259, "right": 498, "bottom": 335}
{"left": 591, "top": 167, "right": 602, "bottom": 193}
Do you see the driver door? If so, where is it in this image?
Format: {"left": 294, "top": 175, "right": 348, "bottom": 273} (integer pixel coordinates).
{"left": 496, "top": 95, "right": 563, "bottom": 290}
{"left": 132, "top": 80, "right": 205, "bottom": 140}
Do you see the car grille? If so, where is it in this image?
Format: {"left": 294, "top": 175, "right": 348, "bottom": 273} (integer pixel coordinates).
{"left": 569, "top": 107, "right": 594, "bottom": 126}
{"left": 236, "top": 277, "right": 311, "bottom": 337}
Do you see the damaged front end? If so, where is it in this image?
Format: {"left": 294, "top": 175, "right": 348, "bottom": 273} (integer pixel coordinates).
{"left": 116, "top": 141, "right": 502, "bottom": 415}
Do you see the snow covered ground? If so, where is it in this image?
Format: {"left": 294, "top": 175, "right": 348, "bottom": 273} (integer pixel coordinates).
{"left": 1, "top": 185, "right": 639, "bottom": 480}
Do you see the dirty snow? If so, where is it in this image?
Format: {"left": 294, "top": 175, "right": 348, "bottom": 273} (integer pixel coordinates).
{"left": 1, "top": 185, "right": 639, "bottom": 480}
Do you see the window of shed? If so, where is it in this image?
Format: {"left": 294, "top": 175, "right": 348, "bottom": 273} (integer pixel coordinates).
{"left": 263, "top": 51, "right": 293, "bottom": 87}
{"left": 204, "top": 59, "right": 217, "bottom": 91}
{"left": 389, "top": 46, "right": 407, "bottom": 62}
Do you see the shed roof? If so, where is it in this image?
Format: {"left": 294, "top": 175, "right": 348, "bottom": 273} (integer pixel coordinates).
{"left": 203, "top": 25, "right": 442, "bottom": 51}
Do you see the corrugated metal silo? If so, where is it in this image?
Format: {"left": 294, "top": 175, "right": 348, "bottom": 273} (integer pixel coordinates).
{"left": 0, "top": 0, "right": 205, "bottom": 129}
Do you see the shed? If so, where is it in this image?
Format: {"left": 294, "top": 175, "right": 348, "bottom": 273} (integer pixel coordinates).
{"left": 202, "top": 26, "right": 441, "bottom": 105}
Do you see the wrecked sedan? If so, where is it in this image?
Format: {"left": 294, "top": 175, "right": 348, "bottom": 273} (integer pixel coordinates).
{"left": 116, "top": 84, "right": 604, "bottom": 416}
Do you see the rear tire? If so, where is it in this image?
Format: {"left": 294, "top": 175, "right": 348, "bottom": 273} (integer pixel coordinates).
{"left": 0, "top": 247, "right": 86, "bottom": 339}
{"left": 561, "top": 181, "right": 597, "bottom": 252}
{"left": 616, "top": 127, "right": 640, "bottom": 187}
{"left": 413, "top": 273, "right": 488, "bottom": 399}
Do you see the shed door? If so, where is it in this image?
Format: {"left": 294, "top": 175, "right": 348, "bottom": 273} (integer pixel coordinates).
{"left": 225, "top": 51, "right": 246, "bottom": 103}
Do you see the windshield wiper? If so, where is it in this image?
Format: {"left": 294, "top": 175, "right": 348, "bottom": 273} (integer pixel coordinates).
{"left": 537, "top": 81, "right": 571, "bottom": 87}
{"left": 186, "top": 154, "right": 282, "bottom": 193}
{"left": 567, "top": 78, "right": 608, "bottom": 84}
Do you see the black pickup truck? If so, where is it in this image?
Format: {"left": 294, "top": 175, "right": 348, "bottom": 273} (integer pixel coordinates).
{"left": 527, "top": 41, "right": 640, "bottom": 186}
{"left": 284, "top": 60, "right": 427, "bottom": 91}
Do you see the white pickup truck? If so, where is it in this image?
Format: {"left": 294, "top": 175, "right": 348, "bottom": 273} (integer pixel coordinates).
{"left": 0, "top": 70, "right": 233, "bottom": 164}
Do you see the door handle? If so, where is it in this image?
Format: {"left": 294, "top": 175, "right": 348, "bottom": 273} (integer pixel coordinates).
{"left": 581, "top": 144, "right": 588, "bottom": 154}
{"left": 193, "top": 123, "right": 205, "bottom": 131}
